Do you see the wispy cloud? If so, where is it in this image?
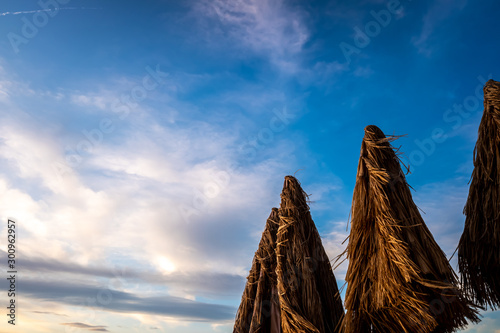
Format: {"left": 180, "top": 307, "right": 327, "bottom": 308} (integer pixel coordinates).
{"left": 0, "top": 9, "right": 55, "bottom": 16}
{"left": 412, "top": 180, "right": 469, "bottom": 256}
{"left": 0, "top": 7, "right": 96, "bottom": 17}
{"left": 2, "top": 250, "right": 245, "bottom": 298}
{"left": 20, "top": 280, "right": 236, "bottom": 322}
{"left": 0, "top": 84, "right": 287, "bottom": 275}
{"left": 412, "top": 0, "right": 468, "bottom": 55}
{"left": 61, "top": 322, "right": 109, "bottom": 332}
{"left": 0, "top": 62, "right": 295, "bottom": 328}
{"left": 323, "top": 222, "right": 349, "bottom": 281}
{"left": 31, "top": 311, "right": 69, "bottom": 317}
{"left": 193, "top": 0, "right": 309, "bottom": 73}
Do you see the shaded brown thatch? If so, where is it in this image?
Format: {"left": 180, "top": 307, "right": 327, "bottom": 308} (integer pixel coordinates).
{"left": 234, "top": 208, "right": 281, "bottom": 333}
{"left": 458, "top": 79, "right": 500, "bottom": 309}
{"left": 276, "top": 176, "right": 344, "bottom": 333}
{"left": 342, "top": 125, "right": 479, "bottom": 333}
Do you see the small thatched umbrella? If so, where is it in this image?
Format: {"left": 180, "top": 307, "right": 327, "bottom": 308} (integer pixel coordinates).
{"left": 458, "top": 79, "right": 500, "bottom": 309}
{"left": 234, "top": 208, "right": 281, "bottom": 333}
{"left": 276, "top": 175, "right": 344, "bottom": 332}
{"left": 343, "top": 125, "right": 478, "bottom": 333}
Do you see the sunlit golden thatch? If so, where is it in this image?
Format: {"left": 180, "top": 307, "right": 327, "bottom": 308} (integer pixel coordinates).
{"left": 234, "top": 208, "right": 281, "bottom": 333}
{"left": 342, "top": 125, "right": 479, "bottom": 333}
{"left": 234, "top": 176, "right": 344, "bottom": 333}
{"left": 276, "top": 176, "right": 344, "bottom": 332}
{"left": 458, "top": 79, "right": 500, "bottom": 309}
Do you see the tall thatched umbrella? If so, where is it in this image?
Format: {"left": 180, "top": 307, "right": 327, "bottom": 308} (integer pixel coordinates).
{"left": 458, "top": 79, "right": 500, "bottom": 309}
{"left": 343, "top": 125, "right": 478, "bottom": 333}
{"left": 276, "top": 175, "right": 344, "bottom": 332}
{"left": 234, "top": 208, "right": 281, "bottom": 333}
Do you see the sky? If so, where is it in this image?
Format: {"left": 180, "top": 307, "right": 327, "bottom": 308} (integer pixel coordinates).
{"left": 0, "top": 0, "right": 499, "bottom": 332}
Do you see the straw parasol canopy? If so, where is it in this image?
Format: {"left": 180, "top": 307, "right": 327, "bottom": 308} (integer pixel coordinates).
{"left": 234, "top": 208, "right": 281, "bottom": 333}
{"left": 458, "top": 79, "right": 500, "bottom": 309}
{"left": 233, "top": 176, "right": 344, "bottom": 333}
{"left": 276, "top": 175, "right": 344, "bottom": 333}
{"left": 342, "top": 125, "right": 479, "bottom": 333}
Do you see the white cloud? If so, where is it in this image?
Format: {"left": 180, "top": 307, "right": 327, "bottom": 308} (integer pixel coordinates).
{"left": 0, "top": 81, "right": 11, "bottom": 102}
{"left": 0, "top": 65, "right": 36, "bottom": 102}
{"left": 0, "top": 7, "right": 97, "bottom": 17}
{"left": 0, "top": 118, "right": 121, "bottom": 264}
{"left": 0, "top": 57, "right": 306, "bottom": 333}
{"left": 0, "top": 112, "right": 285, "bottom": 276}
{"left": 303, "top": 61, "right": 349, "bottom": 87}
{"left": 462, "top": 311, "right": 500, "bottom": 332}
{"left": 323, "top": 222, "right": 349, "bottom": 281}
{"left": 71, "top": 93, "right": 109, "bottom": 110}
{"left": 0, "top": 9, "right": 55, "bottom": 16}
{"left": 0, "top": 65, "right": 297, "bottom": 294}
{"left": 412, "top": 180, "right": 469, "bottom": 258}
{"left": 194, "top": 0, "right": 309, "bottom": 73}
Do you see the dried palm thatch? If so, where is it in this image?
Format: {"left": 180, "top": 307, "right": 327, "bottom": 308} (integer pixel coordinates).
{"left": 342, "top": 125, "right": 479, "bottom": 333}
{"left": 234, "top": 208, "right": 281, "bottom": 333}
{"left": 458, "top": 79, "right": 500, "bottom": 309}
{"left": 276, "top": 175, "right": 344, "bottom": 333}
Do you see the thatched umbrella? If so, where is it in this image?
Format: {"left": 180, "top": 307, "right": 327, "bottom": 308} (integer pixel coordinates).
{"left": 234, "top": 208, "right": 281, "bottom": 333}
{"left": 342, "top": 125, "right": 479, "bottom": 333}
{"left": 458, "top": 79, "right": 500, "bottom": 309}
{"left": 276, "top": 175, "right": 344, "bottom": 332}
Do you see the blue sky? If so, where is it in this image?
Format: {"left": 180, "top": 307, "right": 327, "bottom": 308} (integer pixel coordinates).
{"left": 0, "top": 0, "right": 499, "bottom": 332}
